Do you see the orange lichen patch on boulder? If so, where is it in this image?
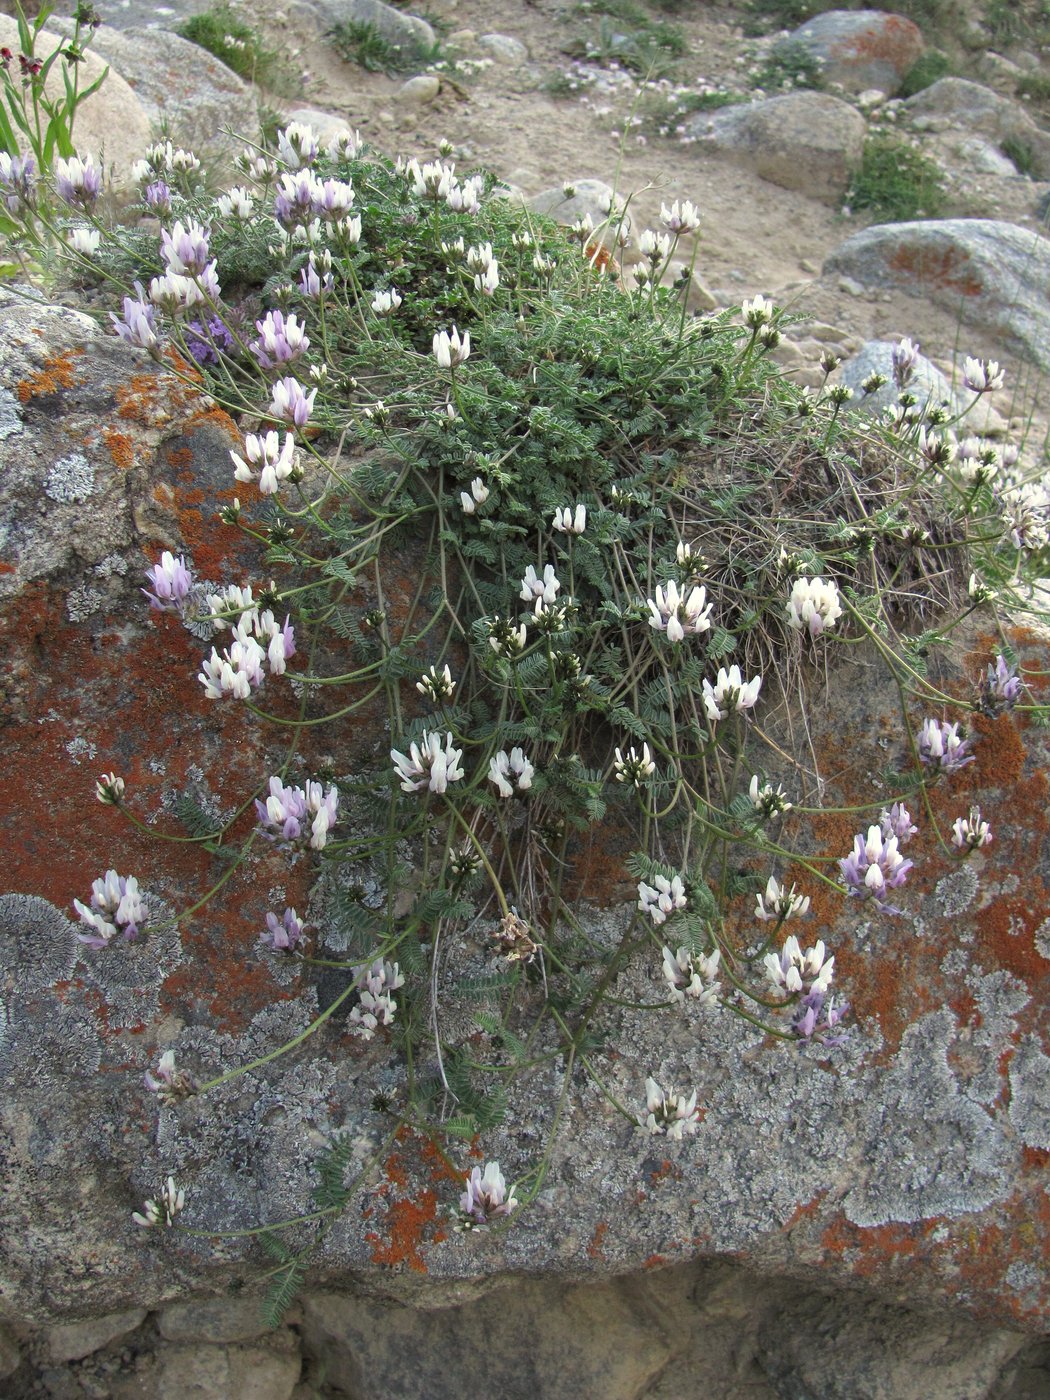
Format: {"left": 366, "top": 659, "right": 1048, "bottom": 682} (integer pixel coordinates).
{"left": 366, "top": 1190, "right": 443, "bottom": 1273}
{"left": 886, "top": 243, "right": 983, "bottom": 298}
{"left": 103, "top": 428, "right": 137, "bottom": 470}
{"left": 16, "top": 347, "right": 84, "bottom": 402}
{"left": 833, "top": 14, "right": 922, "bottom": 65}
{"left": 587, "top": 1220, "right": 609, "bottom": 1259}
{"left": 642, "top": 1253, "right": 667, "bottom": 1270}
{"left": 820, "top": 1214, "right": 935, "bottom": 1278}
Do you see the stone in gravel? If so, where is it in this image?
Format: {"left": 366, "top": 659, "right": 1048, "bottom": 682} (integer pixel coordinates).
{"left": 398, "top": 74, "right": 442, "bottom": 104}
{"left": 902, "top": 78, "right": 1050, "bottom": 180}
{"left": 684, "top": 92, "right": 866, "bottom": 205}
{"left": 779, "top": 10, "right": 924, "bottom": 96}
{"left": 477, "top": 34, "right": 529, "bottom": 64}
{"left": 153, "top": 1343, "right": 301, "bottom": 1400}
{"left": 157, "top": 1297, "right": 279, "bottom": 1344}
{"left": 526, "top": 179, "right": 618, "bottom": 237}
{"left": 46, "top": 1310, "right": 147, "bottom": 1364}
{"left": 823, "top": 219, "right": 1050, "bottom": 371}
{"left": 313, "top": 0, "right": 436, "bottom": 59}
{"left": 0, "top": 1322, "right": 20, "bottom": 1378}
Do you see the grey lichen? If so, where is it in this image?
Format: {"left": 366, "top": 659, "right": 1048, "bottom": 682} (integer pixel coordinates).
{"left": 1007, "top": 1042, "right": 1050, "bottom": 1150}
{"left": 0, "top": 386, "right": 22, "bottom": 441}
{"left": 45, "top": 451, "right": 96, "bottom": 503}
{"left": 933, "top": 865, "right": 981, "bottom": 920}
{"left": 0, "top": 895, "right": 79, "bottom": 993}
{"left": 66, "top": 584, "right": 105, "bottom": 622}
{"left": 94, "top": 553, "right": 130, "bottom": 578}
{"left": 65, "top": 735, "right": 98, "bottom": 763}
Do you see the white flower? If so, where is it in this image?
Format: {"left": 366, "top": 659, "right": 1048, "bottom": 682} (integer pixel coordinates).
{"left": 963, "top": 356, "right": 1004, "bottom": 394}
{"left": 952, "top": 804, "right": 993, "bottom": 850}
{"left": 786, "top": 577, "right": 842, "bottom": 639}
{"left": 391, "top": 730, "right": 465, "bottom": 794}
{"left": 371, "top": 287, "right": 402, "bottom": 316}
{"left": 473, "top": 260, "right": 500, "bottom": 295}
{"left": 133, "top": 1176, "right": 185, "bottom": 1228}
{"left": 755, "top": 876, "right": 810, "bottom": 922}
{"left": 644, "top": 1077, "right": 699, "bottom": 1139}
{"left": 230, "top": 431, "right": 298, "bottom": 495}
{"left": 702, "top": 665, "right": 762, "bottom": 723}
{"left": 638, "top": 228, "right": 672, "bottom": 262}
{"left": 417, "top": 664, "right": 455, "bottom": 701}
{"left": 660, "top": 199, "right": 701, "bottom": 234}
{"left": 742, "top": 293, "right": 773, "bottom": 328}
{"left": 763, "top": 935, "right": 834, "bottom": 996}
{"left": 749, "top": 775, "right": 792, "bottom": 818}
{"left": 637, "top": 874, "right": 687, "bottom": 926}
{"left": 433, "top": 325, "right": 471, "bottom": 368}
{"left": 69, "top": 226, "right": 100, "bottom": 256}
{"left": 520, "top": 564, "right": 561, "bottom": 605}
{"left": 215, "top": 185, "right": 255, "bottom": 219}
{"left": 488, "top": 747, "right": 535, "bottom": 797}
{"left": 662, "top": 945, "right": 720, "bottom": 1006}
{"left": 614, "top": 743, "right": 655, "bottom": 787}
{"left": 459, "top": 1160, "right": 517, "bottom": 1226}
{"left": 553, "top": 504, "right": 587, "bottom": 535}
{"left": 646, "top": 580, "right": 713, "bottom": 644}
{"left": 460, "top": 477, "right": 489, "bottom": 513}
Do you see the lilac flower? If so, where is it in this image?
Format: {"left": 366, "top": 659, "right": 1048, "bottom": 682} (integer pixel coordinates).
{"left": 661, "top": 199, "right": 701, "bottom": 234}
{"left": 73, "top": 870, "right": 147, "bottom": 948}
{"left": 645, "top": 1077, "right": 699, "bottom": 1139}
{"left": 198, "top": 634, "right": 267, "bottom": 699}
{"left": 637, "top": 873, "right": 687, "bottom": 926}
{"left": 763, "top": 935, "right": 833, "bottom": 996}
{"left": 252, "top": 310, "right": 309, "bottom": 370}
{"left": 879, "top": 801, "right": 917, "bottom": 844}
{"left": 520, "top": 564, "right": 561, "bottom": 606}
{"left": 918, "top": 717, "right": 975, "bottom": 774}
{"left": 260, "top": 906, "right": 306, "bottom": 951}
{"left": 662, "top": 945, "right": 720, "bottom": 1006}
{"left": 314, "top": 176, "right": 355, "bottom": 219}
{"left": 277, "top": 121, "right": 320, "bottom": 169}
{"left": 553, "top": 503, "right": 587, "bottom": 535}
{"left": 184, "top": 314, "right": 235, "bottom": 368}
{"left": 980, "top": 655, "right": 1022, "bottom": 712}
{"left": 161, "top": 218, "right": 212, "bottom": 276}
{"left": 892, "top": 336, "right": 920, "bottom": 390}
{"left": 143, "top": 551, "right": 194, "bottom": 614}
{"left": 230, "top": 431, "right": 298, "bottom": 495}
{"left": 0, "top": 152, "right": 36, "bottom": 213}
{"left": 273, "top": 170, "right": 321, "bottom": 227}
{"left": 255, "top": 775, "right": 340, "bottom": 851}
{"left": 647, "top": 580, "right": 713, "bottom": 643}
{"left": 755, "top": 876, "right": 810, "bottom": 922}
{"left": 459, "top": 1161, "right": 517, "bottom": 1228}
{"left": 54, "top": 153, "right": 103, "bottom": 209}
{"left": 133, "top": 1176, "right": 185, "bottom": 1228}
{"left": 702, "top": 665, "right": 762, "bottom": 724}
{"left": 488, "top": 747, "right": 535, "bottom": 797}
{"left": 614, "top": 743, "right": 656, "bottom": 787}
{"left": 144, "top": 1049, "right": 196, "bottom": 1102}
{"left": 792, "top": 990, "right": 850, "bottom": 1046}
{"left": 391, "top": 731, "right": 465, "bottom": 794}
{"left": 299, "top": 251, "right": 333, "bottom": 299}
{"left": 952, "top": 805, "right": 993, "bottom": 851}
{"left": 349, "top": 958, "right": 405, "bottom": 1039}
{"left": 839, "top": 825, "right": 913, "bottom": 914}
{"left": 111, "top": 287, "right": 158, "bottom": 350}
{"left": 786, "top": 576, "right": 843, "bottom": 639}
{"left": 269, "top": 376, "right": 317, "bottom": 428}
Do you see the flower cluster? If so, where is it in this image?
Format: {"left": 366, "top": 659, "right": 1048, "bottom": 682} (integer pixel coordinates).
{"left": 260, "top": 907, "right": 307, "bottom": 951}
{"left": 839, "top": 824, "right": 913, "bottom": 914}
{"left": 879, "top": 801, "right": 917, "bottom": 844}
{"left": 662, "top": 945, "right": 720, "bottom": 1006}
{"left": 133, "top": 1176, "right": 185, "bottom": 1228}
{"left": 251, "top": 309, "right": 309, "bottom": 369}
{"left": 55, "top": 153, "right": 103, "bottom": 210}
{"left": 230, "top": 431, "right": 301, "bottom": 496}
{"left": 918, "top": 717, "right": 974, "bottom": 774}
{"left": 198, "top": 599, "right": 295, "bottom": 700}
{"left": 786, "top": 576, "right": 842, "bottom": 639}
{"left": 392, "top": 731, "right": 465, "bottom": 794}
{"left": 952, "top": 805, "right": 993, "bottom": 851}
{"left": 644, "top": 1077, "right": 700, "bottom": 1139}
{"left": 637, "top": 873, "right": 687, "bottom": 925}
{"left": 349, "top": 958, "right": 405, "bottom": 1039}
{"left": 763, "top": 935, "right": 833, "bottom": 996}
{"left": 458, "top": 1161, "right": 517, "bottom": 1228}
{"left": 488, "top": 747, "right": 535, "bottom": 797}
{"left": 646, "top": 580, "right": 713, "bottom": 643}
{"left": 702, "top": 665, "right": 762, "bottom": 723}
{"left": 792, "top": 991, "right": 849, "bottom": 1046}
{"left": 144, "top": 1050, "right": 197, "bottom": 1103}
{"left": 417, "top": 664, "right": 456, "bottom": 702}
{"left": 980, "top": 655, "right": 1021, "bottom": 713}
{"left": 553, "top": 503, "right": 586, "bottom": 535}
{"left": 614, "top": 743, "right": 656, "bottom": 787}
{"left": 73, "top": 870, "right": 147, "bottom": 948}
{"left": 460, "top": 477, "right": 489, "bottom": 513}
{"left": 144, "top": 552, "right": 195, "bottom": 615}
{"left": 754, "top": 876, "right": 810, "bottom": 922}
{"left": 434, "top": 325, "right": 471, "bottom": 368}
{"left": 749, "top": 775, "right": 792, "bottom": 819}
{"left": 255, "top": 776, "right": 340, "bottom": 851}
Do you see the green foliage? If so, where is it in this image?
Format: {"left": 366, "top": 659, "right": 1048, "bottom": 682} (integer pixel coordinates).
{"left": 1001, "top": 135, "right": 1035, "bottom": 177}
{"left": 752, "top": 39, "right": 824, "bottom": 92}
{"left": 177, "top": 4, "right": 294, "bottom": 93}
{"left": 565, "top": 6, "right": 688, "bottom": 78}
{"left": 845, "top": 136, "right": 946, "bottom": 221}
{"left": 982, "top": 0, "right": 1050, "bottom": 46}
{"left": 326, "top": 19, "right": 438, "bottom": 74}
{"left": 897, "top": 49, "right": 953, "bottom": 99}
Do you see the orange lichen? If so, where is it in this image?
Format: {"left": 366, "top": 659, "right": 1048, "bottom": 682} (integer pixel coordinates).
{"left": 16, "top": 348, "right": 83, "bottom": 402}
{"left": 587, "top": 1220, "right": 609, "bottom": 1259}
{"left": 366, "top": 1189, "right": 443, "bottom": 1273}
{"left": 103, "top": 428, "right": 136, "bottom": 470}
{"left": 642, "top": 1253, "right": 667, "bottom": 1270}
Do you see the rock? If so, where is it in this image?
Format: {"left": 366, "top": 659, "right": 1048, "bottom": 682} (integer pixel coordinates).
{"left": 902, "top": 79, "right": 1050, "bottom": 180}
{"left": 153, "top": 1342, "right": 301, "bottom": 1400}
{"left": 684, "top": 92, "right": 867, "bottom": 204}
{"left": 779, "top": 9, "right": 924, "bottom": 96}
{"left": 822, "top": 219, "right": 1050, "bottom": 371}
{"left": 0, "top": 1322, "right": 21, "bottom": 1378}
{"left": 74, "top": 26, "right": 258, "bottom": 164}
{"left": 46, "top": 1308, "right": 146, "bottom": 1363}
{"left": 526, "top": 178, "right": 618, "bottom": 237}
{"left": 157, "top": 1296, "right": 277, "bottom": 1343}
{"left": 0, "top": 16, "right": 152, "bottom": 189}
{"left": 278, "top": 107, "right": 356, "bottom": 146}
{"left": 477, "top": 33, "right": 529, "bottom": 64}
{"left": 833, "top": 339, "right": 965, "bottom": 421}
{"left": 313, "top": 0, "right": 436, "bottom": 59}
{"left": 397, "top": 74, "right": 442, "bottom": 105}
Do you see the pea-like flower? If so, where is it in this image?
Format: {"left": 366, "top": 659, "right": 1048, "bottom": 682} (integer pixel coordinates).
{"left": 54, "top": 153, "right": 103, "bottom": 209}
{"left": 252, "top": 309, "right": 309, "bottom": 369}
{"left": 637, "top": 873, "right": 687, "bottom": 926}
{"left": 792, "top": 991, "right": 849, "bottom": 1046}
{"left": 892, "top": 336, "right": 920, "bottom": 389}
{"left": 460, "top": 477, "right": 489, "bottom": 513}
{"left": 0, "top": 152, "right": 36, "bottom": 213}
{"left": 255, "top": 775, "right": 340, "bottom": 851}
{"left": 918, "top": 717, "right": 975, "bottom": 774}
{"left": 553, "top": 503, "right": 587, "bottom": 535}
{"left": 96, "top": 772, "right": 125, "bottom": 806}
{"left": 417, "top": 664, "right": 456, "bottom": 702}
{"left": 433, "top": 325, "right": 470, "bottom": 368}
{"left": 647, "top": 580, "right": 713, "bottom": 644}
{"left": 277, "top": 120, "right": 320, "bottom": 169}
{"left": 660, "top": 199, "right": 701, "bottom": 234}
{"left": 662, "top": 945, "right": 720, "bottom": 1006}
{"left": 614, "top": 743, "right": 656, "bottom": 787}
{"left": 74, "top": 870, "right": 148, "bottom": 948}
{"left": 349, "top": 958, "right": 405, "bottom": 1039}
{"left": 144, "top": 1050, "right": 197, "bottom": 1102}
{"left": 112, "top": 287, "right": 158, "bottom": 350}
{"left": 269, "top": 375, "right": 317, "bottom": 428}
{"left": 391, "top": 731, "right": 465, "bottom": 794}
{"left": 487, "top": 616, "right": 528, "bottom": 658}
{"left": 702, "top": 665, "right": 762, "bottom": 723}
{"left": 952, "top": 805, "right": 993, "bottom": 851}
{"left": 488, "top": 747, "right": 535, "bottom": 797}
{"left": 839, "top": 825, "right": 913, "bottom": 914}
{"left": 230, "top": 431, "right": 299, "bottom": 495}
{"left": 749, "top": 775, "right": 792, "bottom": 819}
{"left": 879, "top": 801, "right": 917, "bottom": 844}
{"left": 459, "top": 1161, "right": 517, "bottom": 1228}
{"left": 980, "top": 655, "right": 1021, "bottom": 713}
{"left": 69, "top": 226, "right": 100, "bottom": 256}
{"left": 520, "top": 564, "right": 561, "bottom": 606}
{"left": 371, "top": 287, "right": 402, "bottom": 317}
{"left": 144, "top": 551, "right": 195, "bottom": 615}
{"left": 133, "top": 1176, "right": 185, "bottom": 1228}
{"left": 755, "top": 876, "right": 810, "bottom": 923}
{"left": 161, "top": 218, "right": 212, "bottom": 277}
{"left": 963, "top": 356, "right": 1005, "bottom": 394}
{"left": 741, "top": 293, "right": 773, "bottom": 328}
{"left": 260, "top": 907, "right": 307, "bottom": 951}
{"left": 763, "top": 935, "right": 833, "bottom": 996}
{"left": 786, "top": 576, "right": 842, "bottom": 638}
{"left": 644, "top": 1077, "right": 699, "bottom": 1139}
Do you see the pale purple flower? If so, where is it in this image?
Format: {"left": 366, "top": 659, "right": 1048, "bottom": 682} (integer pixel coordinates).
{"left": 839, "top": 824, "right": 913, "bottom": 914}
{"left": 231, "top": 431, "right": 298, "bottom": 495}
{"left": 645, "top": 1077, "right": 699, "bottom": 1139}
{"left": 184, "top": 313, "right": 235, "bottom": 369}
{"left": 198, "top": 634, "right": 267, "bottom": 699}
{"left": 274, "top": 170, "right": 320, "bottom": 227}
{"left": 255, "top": 775, "right": 340, "bottom": 851}
{"left": 299, "top": 251, "right": 334, "bottom": 298}
{"left": 879, "top": 801, "right": 917, "bottom": 844}
{"left": 488, "top": 747, "right": 535, "bottom": 797}
{"left": 144, "top": 1049, "right": 196, "bottom": 1102}
{"left": 662, "top": 945, "right": 720, "bottom": 1006}
{"left": 459, "top": 1161, "right": 517, "bottom": 1227}
{"left": 391, "top": 731, "right": 465, "bottom": 794}
{"left": 269, "top": 376, "right": 317, "bottom": 428}
{"left": 952, "top": 805, "right": 993, "bottom": 851}
{"left": 161, "top": 218, "right": 211, "bottom": 276}
{"left": 73, "top": 870, "right": 147, "bottom": 948}
{"left": 702, "top": 665, "right": 762, "bottom": 724}
{"left": 111, "top": 287, "right": 158, "bottom": 350}
{"left": 143, "top": 551, "right": 194, "bottom": 614}
{"left": 133, "top": 1176, "right": 185, "bottom": 1228}
{"left": 918, "top": 717, "right": 975, "bottom": 774}
{"left": 660, "top": 199, "right": 701, "bottom": 234}
{"left": 647, "top": 580, "right": 713, "bottom": 643}
{"left": 252, "top": 309, "right": 309, "bottom": 370}
{"left": 792, "top": 990, "right": 850, "bottom": 1046}
{"left": 786, "top": 576, "right": 842, "bottom": 638}
{"left": 54, "top": 153, "right": 103, "bottom": 210}
{"left": 261, "top": 906, "right": 306, "bottom": 951}
{"left": 981, "top": 655, "right": 1021, "bottom": 712}
{"left": 755, "top": 876, "right": 810, "bottom": 923}
{"left": 277, "top": 121, "right": 320, "bottom": 169}
{"left": 638, "top": 874, "right": 687, "bottom": 926}
{"left": 314, "top": 176, "right": 355, "bottom": 219}
{"left": 763, "top": 935, "right": 833, "bottom": 996}
{"left": 0, "top": 152, "right": 35, "bottom": 213}
{"left": 143, "top": 180, "right": 172, "bottom": 216}
{"left": 892, "top": 336, "right": 920, "bottom": 389}
{"left": 348, "top": 958, "right": 405, "bottom": 1039}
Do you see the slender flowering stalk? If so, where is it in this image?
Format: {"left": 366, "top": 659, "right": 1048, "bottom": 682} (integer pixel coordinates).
{"left": 645, "top": 1077, "right": 699, "bottom": 1139}
{"left": 458, "top": 1161, "right": 517, "bottom": 1228}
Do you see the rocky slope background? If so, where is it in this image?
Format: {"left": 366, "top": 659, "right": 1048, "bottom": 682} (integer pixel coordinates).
{"left": 1, "top": 0, "right": 1050, "bottom": 1397}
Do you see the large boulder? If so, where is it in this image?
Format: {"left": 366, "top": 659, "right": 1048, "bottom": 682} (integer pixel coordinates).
{"left": 823, "top": 219, "right": 1050, "bottom": 370}
{"left": 902, "top": 77, "right": 1050, "bottom": 181}
{"left": 310, "top": 0, "right": 436, "bottom": 58}
{"left": 778, "top": 9, "right": 924, "bottom": 96}
{"left": 684, "top": 91, "right": 867, "bottom": 204}
{"left": 0, "top": 15, "right": 151, "bottom": 188}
